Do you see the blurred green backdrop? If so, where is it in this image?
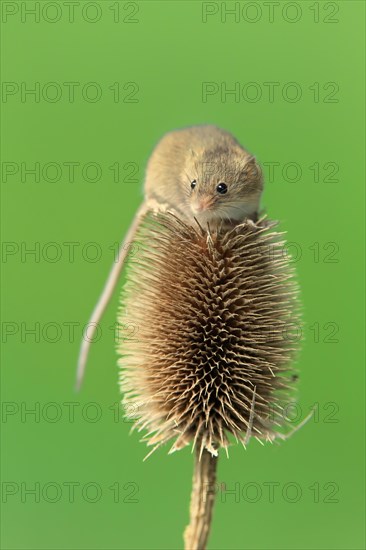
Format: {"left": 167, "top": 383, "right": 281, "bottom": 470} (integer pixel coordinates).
{"left": 1, "top": 1, "right": 365, "bottom": 549}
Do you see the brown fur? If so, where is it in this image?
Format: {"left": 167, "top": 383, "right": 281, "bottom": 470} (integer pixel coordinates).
{"left": 145, "top": 125, "right": 263, "bottom": 227}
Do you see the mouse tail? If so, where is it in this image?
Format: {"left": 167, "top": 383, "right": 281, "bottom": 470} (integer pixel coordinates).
{"left": 75, "top": 201, "right": 150, "bottom": 391}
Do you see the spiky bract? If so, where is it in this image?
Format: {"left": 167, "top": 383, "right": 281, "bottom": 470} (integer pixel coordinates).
{"left": 117, "top": 212, "right": 301, "bottom": 457}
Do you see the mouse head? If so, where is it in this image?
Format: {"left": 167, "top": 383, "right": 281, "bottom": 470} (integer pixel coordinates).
{"left": 183, "top": 146, "right": 263, "bottom": 225}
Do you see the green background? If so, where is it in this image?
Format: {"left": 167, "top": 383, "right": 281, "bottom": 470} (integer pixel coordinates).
{"left": 1, "top": 1, "right": 365, "bottom": 549}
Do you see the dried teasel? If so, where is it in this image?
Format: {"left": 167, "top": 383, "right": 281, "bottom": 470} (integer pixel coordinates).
{"left": 117, "top": 210, "right": 305, "bottom": 549}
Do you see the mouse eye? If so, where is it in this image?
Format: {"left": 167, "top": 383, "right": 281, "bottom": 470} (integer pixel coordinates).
{"left": 191, "top": 180, "right": 197, "bottom": 189}
{"left": 216, "top": 182, "right": 227, "bottom": 194}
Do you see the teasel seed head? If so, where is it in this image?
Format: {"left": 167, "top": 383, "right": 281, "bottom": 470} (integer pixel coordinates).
{"left": 117, "top": 211, "right": 301, "bottom": 459}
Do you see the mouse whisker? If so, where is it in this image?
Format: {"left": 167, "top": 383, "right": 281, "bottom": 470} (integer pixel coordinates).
{"left": 214, "top": 206, "right": 231, "bottom": 226}
{"left": 184, "top": 172, "right": 193, "bottom": 185}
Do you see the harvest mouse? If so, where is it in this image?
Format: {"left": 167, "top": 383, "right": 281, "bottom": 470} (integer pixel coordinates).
{"left": 76, "top": 125, "right": 263, "bottom": 388}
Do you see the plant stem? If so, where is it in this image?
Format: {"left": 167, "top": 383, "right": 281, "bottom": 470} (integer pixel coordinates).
{"left": 184, "top": 447, "right": 218, "bottom": 550}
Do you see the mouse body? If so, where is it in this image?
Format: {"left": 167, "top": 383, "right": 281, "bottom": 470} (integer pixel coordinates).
{"left": 76, "top": 125, "right": 264, "bottom": 388}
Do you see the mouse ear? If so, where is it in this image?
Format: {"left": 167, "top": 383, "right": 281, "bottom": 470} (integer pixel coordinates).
{"left": 243, "top": 155, "right": 262, "bottom": 182}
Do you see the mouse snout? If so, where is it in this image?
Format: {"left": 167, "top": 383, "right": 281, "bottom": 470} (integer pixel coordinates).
{"left": 191, "top": 196, "right": 214, "bottom": 214}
